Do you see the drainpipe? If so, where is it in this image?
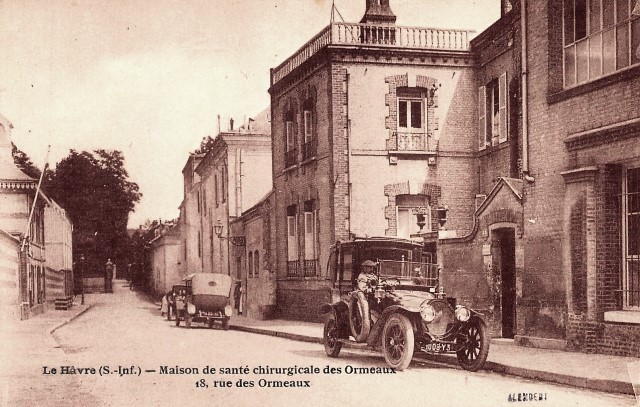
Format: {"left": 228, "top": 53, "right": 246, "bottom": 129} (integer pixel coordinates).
{"left": 520, "top": 0, "right": 534, "bottom": 183}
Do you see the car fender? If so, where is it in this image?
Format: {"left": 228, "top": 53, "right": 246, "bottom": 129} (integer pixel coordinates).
{"left": 366, "top": 305, "right": 419, "bottom": 347}
{"left": 320, "top": 301, "right": 350, "bottom": 338}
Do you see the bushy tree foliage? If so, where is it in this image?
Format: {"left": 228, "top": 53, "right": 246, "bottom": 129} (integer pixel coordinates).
{"left": 45, "top": 149, "right": 142, "bottom": 276}
{"left": 11, "top": 142, "right": 41, "bottom": 179}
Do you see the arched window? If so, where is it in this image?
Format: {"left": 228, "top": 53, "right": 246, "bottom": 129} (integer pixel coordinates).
{"left": 248, "top": 251, "right": 253, "bottom": 277}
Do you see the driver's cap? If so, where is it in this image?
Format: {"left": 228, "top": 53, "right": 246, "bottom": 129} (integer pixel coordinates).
{"left": 361, "top": 260, "right": 376, "bottom": 268}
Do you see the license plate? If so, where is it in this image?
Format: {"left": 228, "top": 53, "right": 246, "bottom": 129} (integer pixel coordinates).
{"left": 199, "top": 311, "right": 217, "bottom": 317}
{"left": 423, "top": 342, "right": 451, "bottom": 353}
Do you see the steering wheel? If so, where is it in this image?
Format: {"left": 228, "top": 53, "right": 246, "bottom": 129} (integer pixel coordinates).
{"left": 379, "top": 277, "right": 401, "bottom": 288}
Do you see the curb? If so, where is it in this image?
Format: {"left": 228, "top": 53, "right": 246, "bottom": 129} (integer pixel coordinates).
{"left": 228, "top": 324, "right": 635, "bottom": 396}
{"left": 49, "top": 305, "right": 94, "bottom": 336}
{"left": 231, "top": 324, "right": 322, "bottom": 344}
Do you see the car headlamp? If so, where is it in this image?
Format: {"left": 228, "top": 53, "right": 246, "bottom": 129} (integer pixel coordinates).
{"left": 420, "top": 303, "right": 437, "bottom": 323}
{"left": 455, "top": 305, "right": 471, "bottom": 322}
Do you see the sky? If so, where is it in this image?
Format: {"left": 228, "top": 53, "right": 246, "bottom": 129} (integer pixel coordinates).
{"left": 0, "top": 0, "right": 500, "bottom": 228}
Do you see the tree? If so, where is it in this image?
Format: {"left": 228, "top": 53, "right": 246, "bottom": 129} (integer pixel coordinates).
{"left": 45, "top": 149, "right": 142, "bottom": 276}
{"left": 12, "top": 142, "right": 41, "bottom": 179}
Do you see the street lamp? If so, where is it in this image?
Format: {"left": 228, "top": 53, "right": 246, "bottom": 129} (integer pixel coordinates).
{"left": 214, "top": 219, "right": 246, "bottom": 246}
{"left": 80, "top": 254, "right": 85, "bottom": 305}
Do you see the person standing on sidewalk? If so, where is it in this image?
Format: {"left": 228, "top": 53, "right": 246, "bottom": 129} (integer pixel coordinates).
{"left": 105, "top": 259, "right": 114, "bottom": 293}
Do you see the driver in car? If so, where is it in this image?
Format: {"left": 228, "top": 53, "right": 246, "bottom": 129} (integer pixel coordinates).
{"left": 357, "top": 260, "right": 378, "bottom": 291}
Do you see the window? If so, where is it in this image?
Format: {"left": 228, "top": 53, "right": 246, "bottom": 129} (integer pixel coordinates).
{"left": 221, "top": 166, "right": 227, "bottom": 203}
{"left": 398, "top": 99, "right": 423, "bottom": 130}
{"left": 203, "top": 188, "right": 207, "bottom": 216}
{"left": 303, "top": 200, "right": 319, "bottom": 276}
{"left": 248, "top": 251, "right": 254, "bottom": 278}
{"left": 395, "top": 195, "right": 431, "bottom": 239}
{"left": 303, "top": 110, "right": 313, "bottom": 143}
{"left": 254, "top": 250, "right": 260, "bottom": 277}
{"left": 563, "top": 0, "right": 640, "bottom": 88}
{"left": 623, "top": 166, "right": 640, "bottom": 308}
{"left": 197, "top": 191, "right": 201, "bottom": 213}
{"left": 478, "top": 73, "right": 507, "bottom": 150}
{"left": 286, "top": 205, "right": 299, "bottom": 276}
{"left": 198, "top": 231, "right": 202, "bottom": 258}
{"left": 214, "top": 173, "right": 219, "bottom": 207}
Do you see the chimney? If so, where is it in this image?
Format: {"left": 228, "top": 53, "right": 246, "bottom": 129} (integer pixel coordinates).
{"left": 360, "top": 0, "right": 396, "bottom": 25}
{"left": 229, "top": 118, "right": 234, "bottom": 131}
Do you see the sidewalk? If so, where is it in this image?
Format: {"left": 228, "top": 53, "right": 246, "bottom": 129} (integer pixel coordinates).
{"left": 23, "top": 286, "right": 638, "bottom": 397}
{"left": 228, "top": 314, "right": 639, "bottom": 396}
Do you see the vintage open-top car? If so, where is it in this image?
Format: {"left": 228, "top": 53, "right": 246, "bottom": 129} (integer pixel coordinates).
{"left": 320, "top": 237, "right": 489, "bottom": 371}
{"left": 176, "top": 273, "right": 233, "bottom": 330}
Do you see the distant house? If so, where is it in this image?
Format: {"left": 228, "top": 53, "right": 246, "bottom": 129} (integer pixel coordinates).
{"left": 43, "top": 198, "right": 73, "bottom": 303}
{"left": 148, "top": 220, "right": 185, "bottom": 296}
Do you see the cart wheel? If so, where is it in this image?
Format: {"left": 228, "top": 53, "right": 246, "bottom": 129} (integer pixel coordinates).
{"left": 223, "top": 317, "right": 230, "bottom": 331}
{"left": 185, "top": 313, "right": 192, "bottom": 328}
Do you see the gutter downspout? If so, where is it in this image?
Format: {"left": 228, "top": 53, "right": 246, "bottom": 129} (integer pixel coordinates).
{"left": 521, "top": 0, "right": 534, "bottom": 183}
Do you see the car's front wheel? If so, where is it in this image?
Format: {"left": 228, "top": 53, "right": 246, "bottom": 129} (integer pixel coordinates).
{"left": 456, "top": 318, "right": 490, "bottom": 372}
{"left": 381, "top": 313, "right": 414, "bottom": 371}
{"left": 323, "top": 312, "right": 343, "bottom": 358}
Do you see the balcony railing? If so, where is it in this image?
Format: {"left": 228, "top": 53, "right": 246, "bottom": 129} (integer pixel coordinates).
{"left": 287, "top": 260, "right": 300, "bottom": 277}
{"left": 304, "top": 259, "right": 319, "bottom": 277}
{"left": 394, "top": 132, "right": 435, "bottom": 153}
{"left": 271, "top": 22, "right": 473, "bottom": 85}
{"left": 285, "top": 148, "right": 298, "bottom": 168}
{"left": 302, "top": 139, "right": 317, "bottom": 161}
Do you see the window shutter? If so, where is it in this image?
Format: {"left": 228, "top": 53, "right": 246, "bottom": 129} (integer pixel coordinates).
{"left": 286, "top": 122, "right": 294, "bottom": 151}
{"left": 304, "top": 111, "right": 312, "bottom": 142}
{"left": 287, "top": 215, "right": 298, "bottom": 261}
{"left": 478, "top": 86, "right": 486, "bottom": 150}
{"left": 499, "top": 73, "right": 508, "bottom": 143}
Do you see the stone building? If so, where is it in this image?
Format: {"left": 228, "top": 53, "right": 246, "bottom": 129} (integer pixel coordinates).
{"left": 525, "top": 0, "right": 640, "bottom": 356}
{"left": 0, "top": 114, "right": 47, "bottom": 319}
{"left": 179, "top": 111, "right": 272, "bottom": 283}
{"left": 43, "top": 197, "right": 74, "bottom": 303}
{"left": 229, "top": 192, "right": 276, "bottom": 319}
{"left": 148, "top": 220, "right": 185, "bottom": 296}
{"left": 269, "top": 0, "right": 482, "bottom": 321}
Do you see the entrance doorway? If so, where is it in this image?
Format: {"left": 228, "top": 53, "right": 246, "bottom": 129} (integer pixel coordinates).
{"left": 493, "top": 228, "right": 516, "bottom": 338}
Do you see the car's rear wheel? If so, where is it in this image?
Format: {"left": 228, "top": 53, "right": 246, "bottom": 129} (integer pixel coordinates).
{"left": 381, "top": 313, "right": 414, "bottom": 371}
{"left": 349, "top": 291, "right": 371, "bottom": 342}
{"left": 456, "top": 318, "right": 490, "bottom": 372}
{"left": 222, "top": 317, "right": 230, "bottom": 331}
{"left": 323, "top": 312, "right": 343, "bottom": 357}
